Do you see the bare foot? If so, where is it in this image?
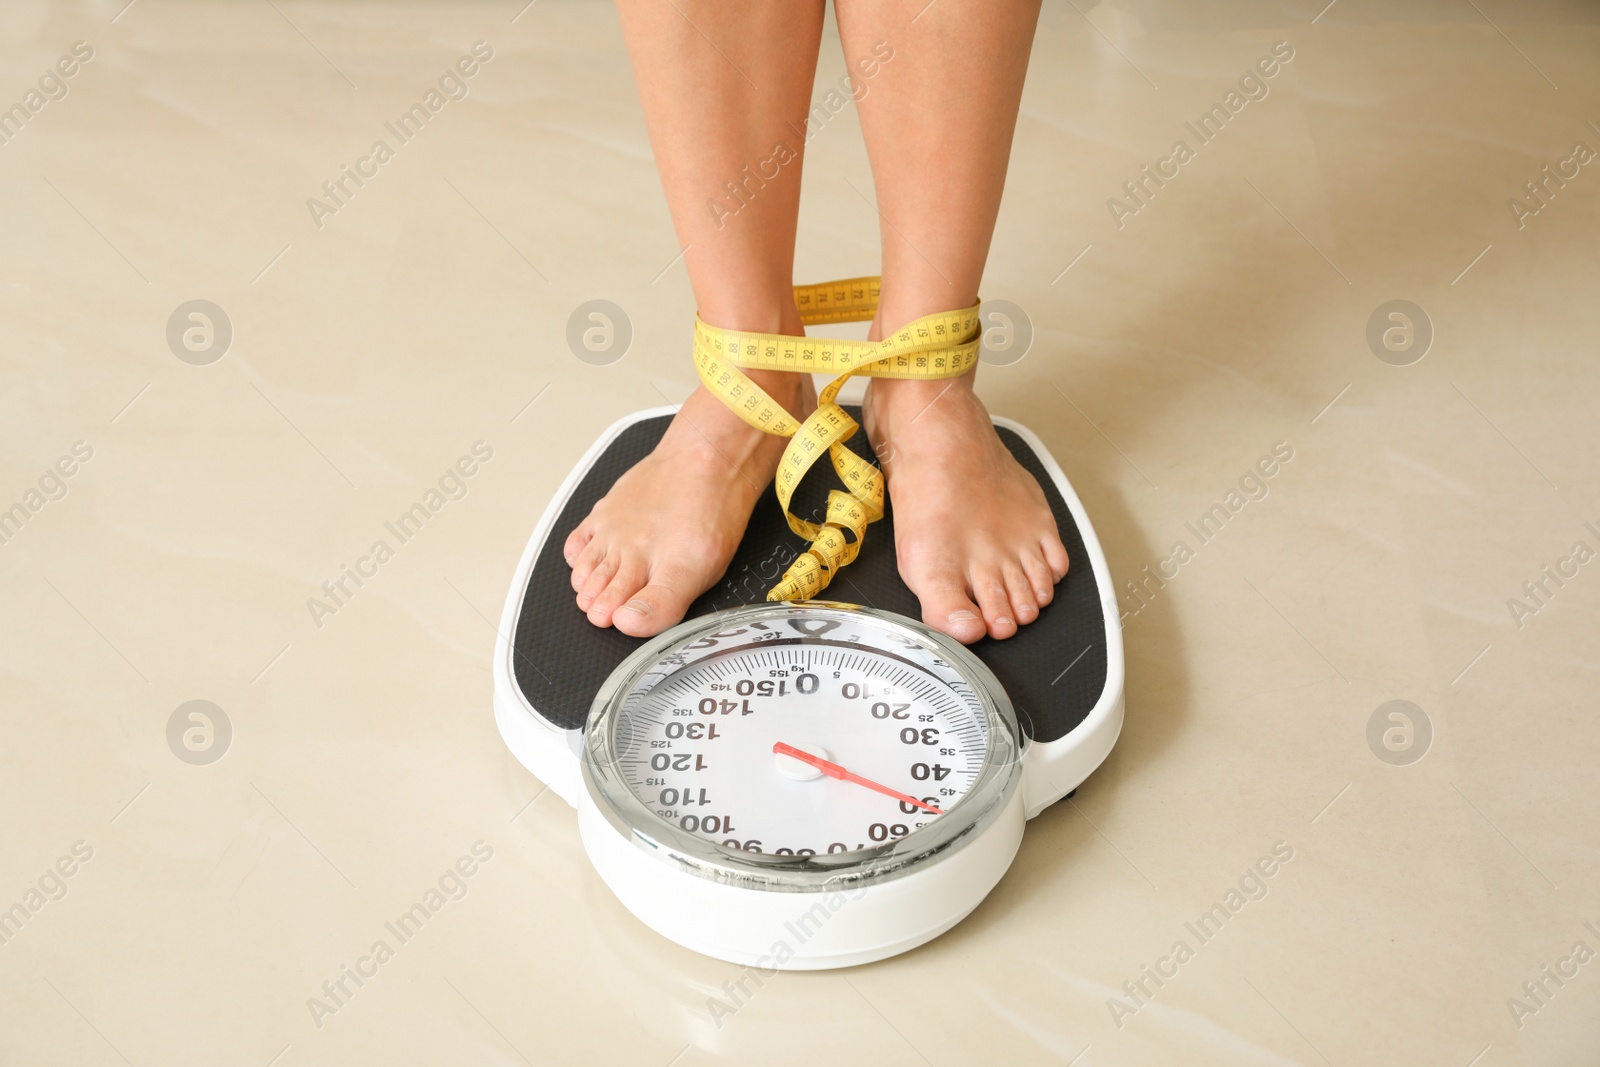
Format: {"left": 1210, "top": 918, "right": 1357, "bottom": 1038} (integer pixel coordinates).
{"left": 863, "top": 374, "right": 1069, "bottom": 644}
{"left": 564, "top": 373, "right": 814, "bottom": 637}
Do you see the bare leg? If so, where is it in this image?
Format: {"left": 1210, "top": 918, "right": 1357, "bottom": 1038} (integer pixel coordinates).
{"left": 566, "top": 1, "right": 826, "bottom": 636}
{"left": 837, "top": 0, "right": 1068, "bottom": 643}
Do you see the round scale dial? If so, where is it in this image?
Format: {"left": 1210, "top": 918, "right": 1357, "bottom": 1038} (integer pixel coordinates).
{"left": 583, "top": 602, "right": 1023, "bottom": 891}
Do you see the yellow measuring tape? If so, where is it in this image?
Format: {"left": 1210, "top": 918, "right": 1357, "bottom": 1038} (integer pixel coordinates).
{"left": 693, "top": 276, "right": 981, "bottom": 601}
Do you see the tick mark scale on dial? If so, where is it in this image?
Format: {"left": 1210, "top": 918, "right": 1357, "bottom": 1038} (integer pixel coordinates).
{"left": 772, "top": 742, "right": 945, "bottom": 815}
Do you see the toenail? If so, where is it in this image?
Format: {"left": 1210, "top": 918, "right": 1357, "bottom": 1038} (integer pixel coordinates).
{"left": 997, "top": 616, "right": 1014, "bottom": 628}
{"left": 947, "top": 610, "right": 979, "bottom": 625}
{"left": 620, "top": 598, "right": 653, "bottom": 616}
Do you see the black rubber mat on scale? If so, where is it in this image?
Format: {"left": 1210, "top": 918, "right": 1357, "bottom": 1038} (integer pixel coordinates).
{"left": 510, "top": 410, "right": 1108, "bottom": 744}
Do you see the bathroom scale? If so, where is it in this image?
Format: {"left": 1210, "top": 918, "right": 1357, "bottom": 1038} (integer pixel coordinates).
{"left": 491, "top": 404, "right": 1123, "bottom": 968}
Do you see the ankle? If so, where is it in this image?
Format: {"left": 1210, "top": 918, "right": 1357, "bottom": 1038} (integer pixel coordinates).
{"left": 867, "top": 283, "right": 980, "bottom": 343}
{"left": 867, "top": 371, "right": 976, "bottom": 420}
{"left": 677, "top": 366, "right": 812, "bottom": 461}
{"left": 671, "top": 386, "right": 786, "bottom": 473}
{"left": 741, "top": 365, "right": 812, "bottom": 412}
{"left": 697, "top": 293, "right": 807, "bottom": 339}
{"left": 695, "top": 294, "right": 812, "bottom": 415}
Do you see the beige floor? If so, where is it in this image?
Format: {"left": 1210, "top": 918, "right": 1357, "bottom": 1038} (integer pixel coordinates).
{"left": 4, "top": 0, "right": 1599, "bottom": 1064}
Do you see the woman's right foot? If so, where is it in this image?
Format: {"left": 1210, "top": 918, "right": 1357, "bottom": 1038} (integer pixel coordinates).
{"left": 564, "top": 374, "right": 814, "bottom": 637}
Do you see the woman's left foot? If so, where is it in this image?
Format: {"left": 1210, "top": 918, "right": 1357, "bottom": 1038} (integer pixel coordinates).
{"left": 862, "top": 374, "right": 1069, "bottom": 644}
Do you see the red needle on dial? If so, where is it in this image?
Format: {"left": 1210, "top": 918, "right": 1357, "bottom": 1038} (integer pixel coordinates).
{"left": 772, "top": 742, "right": 945, "bottom": 815}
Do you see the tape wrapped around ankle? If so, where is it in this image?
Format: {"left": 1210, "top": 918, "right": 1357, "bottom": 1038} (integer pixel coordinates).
{"left": 693, "top": 276, "right": 980, "bottom": 601}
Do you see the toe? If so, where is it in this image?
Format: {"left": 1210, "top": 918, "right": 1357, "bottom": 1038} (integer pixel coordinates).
{"left": 908, "top": 564, "right": 987, "bottom": 645}
{"left": 972, "top": 567, "right": 1017, "bottom": 640}
{"left": 570, "top": 537, "right": 606, "bottom": 591}
{"left": 576, "top": 556, "right": 617, "bottom": 611}
{"left": 1003, "top": 564, "right": 1039, "bottom": 625}
{"left": 1041, "top": 535, "right": 1070, "bottom": 582}
{"left": 563, "top": 522, "right": 593, "bottom": 566}
{"left": 1022, "top": 552, "right": 1056, "bottom": 606}
{"left": 586, "top": 557, "right": 647, "bottom": 628}
{"left": 613, "top": 564, "right": 696, "bottom": 638}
